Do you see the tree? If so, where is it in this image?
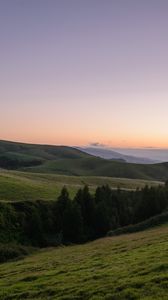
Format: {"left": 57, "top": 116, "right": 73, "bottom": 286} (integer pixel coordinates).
{"left": 94, "top": 201, "right": 110, "bottom": 237}
{"left": 54, "top": 186, "right": 71, "bottom": 232}
{"left": 57, "top": 186, "right": 70, "bottom": 215}
{"left": 62, "top": 202, "right": 83, "bottom": 243}
{"left": 74, "top": 186, "right": 95, "bottom": 240}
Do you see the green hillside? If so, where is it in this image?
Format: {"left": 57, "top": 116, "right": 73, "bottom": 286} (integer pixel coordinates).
{"left": 0, "top": 224, "right": 167, "bottom": 300}
{"left": 0, "top": 169, "right": 163, "bottom": 201}
{"left": 0, "top": 140, "right": 90, "bottom": 161}
{"left": 27, "top": 156, "right": 168, "bottom": 180}
{"left": 1, "top": 140, "right": 168, "bottom": 181}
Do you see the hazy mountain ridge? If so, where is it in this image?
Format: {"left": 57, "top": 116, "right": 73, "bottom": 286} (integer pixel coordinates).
{"left": 79, "top": 147, "right": 158, "bottom": 164}
{"left": 113, "top": 147, "right": 168, "bottom": 162}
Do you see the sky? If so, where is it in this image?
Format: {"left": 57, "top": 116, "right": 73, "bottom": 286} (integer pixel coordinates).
{"left": 1, "top": 0, "right": 168, "bottom": 148}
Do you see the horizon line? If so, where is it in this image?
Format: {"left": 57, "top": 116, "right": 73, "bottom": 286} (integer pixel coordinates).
{"left": 1, "top": 138, "right": 168, "bottom": 150}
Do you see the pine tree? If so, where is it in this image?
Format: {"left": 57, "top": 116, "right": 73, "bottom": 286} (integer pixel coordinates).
{"left": 62, "top": 201, "right": 83, "bottom": 243}
{"left": 55, "top": 186, "right": 71, "bottom": 233}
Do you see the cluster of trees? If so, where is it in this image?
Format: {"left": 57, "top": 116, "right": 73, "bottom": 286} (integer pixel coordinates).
{"left": 133, "top": 184, "right": 168, "bottom": 222}
{"left": 0, "top": 183, "right": 168, "bottom": 248}
{"left": 53, "top": 183, "right": 168, "bottom": 243}
{"left": 53, "top": 185, "right": 130, "bottom": 243}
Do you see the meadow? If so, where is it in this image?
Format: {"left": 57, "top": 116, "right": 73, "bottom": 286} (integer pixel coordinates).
{"left": 0, "top": 169, "right": 163, "bottom": 201}
{"left": 0, "top": 224, "right": 167, "bottom": 300}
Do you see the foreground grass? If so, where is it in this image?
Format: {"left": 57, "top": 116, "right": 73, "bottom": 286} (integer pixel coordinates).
{"left": 0, "top": 225, "right": 168, "bottom": 299}
{"left": 0, "top": 169, "right": 163, "bottom": 201}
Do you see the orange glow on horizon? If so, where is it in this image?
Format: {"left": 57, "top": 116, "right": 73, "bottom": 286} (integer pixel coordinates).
{"left": 1, "top": 133, "right": 168, "bottom": 149}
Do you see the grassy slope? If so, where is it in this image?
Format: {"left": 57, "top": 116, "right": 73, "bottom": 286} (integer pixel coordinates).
{"left": 1, "top": 140, "right": 168, "bottom": 180}
{"left": 26, "top": 157, "right": 168, "bottom": 180}
{"left": 0, "top": 140, "right": 90, "bottom": 160}
{"left": 0, "top": 225, "right": 167, "bottom": 299}
{"left": 0, "top": 169, "right": 163, "bottom": 201}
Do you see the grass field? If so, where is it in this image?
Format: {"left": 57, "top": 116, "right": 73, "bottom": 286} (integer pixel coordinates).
{"left": 0, "top": 224, "right": 167, "bottom": 299}
{"left": 0, "top": 169, "right": 163, "bottom": 201}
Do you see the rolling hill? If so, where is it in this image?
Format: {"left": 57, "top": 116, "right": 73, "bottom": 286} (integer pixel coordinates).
{"left": 0, "top": 224, "right": 167, "bottom": 299}
{"left": 0, "top": 139, "right": 90, "bottom": 162}
{"left": 0, "top": 169, "right": 162, "bottom": 201}
{"left": 1, "top": 140, "right": 168, "bottom": 181}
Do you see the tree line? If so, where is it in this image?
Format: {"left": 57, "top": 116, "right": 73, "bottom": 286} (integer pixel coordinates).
{"left": 0, "top": 183, "right": 168, "bottom": 248}
{"left": 52, "top": 183, "right": 168, "bottom": 243}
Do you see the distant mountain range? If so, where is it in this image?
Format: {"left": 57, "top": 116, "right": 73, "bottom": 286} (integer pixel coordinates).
{"left": 1, "top": 140, "right": 168, "bottom": 181}
{"left": 112, "top": 148, "right": 168, "bottom": 162}
{"left": 78, "top": 147, "right": 158, "bottom": 164}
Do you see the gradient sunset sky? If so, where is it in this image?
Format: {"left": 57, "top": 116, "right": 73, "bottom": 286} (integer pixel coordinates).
{"left": 1, "top": 0, "right": 168, "bottom": 147}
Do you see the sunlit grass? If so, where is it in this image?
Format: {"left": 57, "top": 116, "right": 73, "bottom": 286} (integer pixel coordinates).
{"left": 0, "top": 225, "right": 167, "bottom": 299}
{"left": 0, "top": 169, "right": 163, "bottom": 201}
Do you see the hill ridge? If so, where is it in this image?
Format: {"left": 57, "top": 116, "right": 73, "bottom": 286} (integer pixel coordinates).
{"left": 0, "top": 140, "right": 168, "bottom": 181}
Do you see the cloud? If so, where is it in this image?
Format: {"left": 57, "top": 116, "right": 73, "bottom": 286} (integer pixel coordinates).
{"left": 89, "top": 142, "right": 107, "bottom": 147}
